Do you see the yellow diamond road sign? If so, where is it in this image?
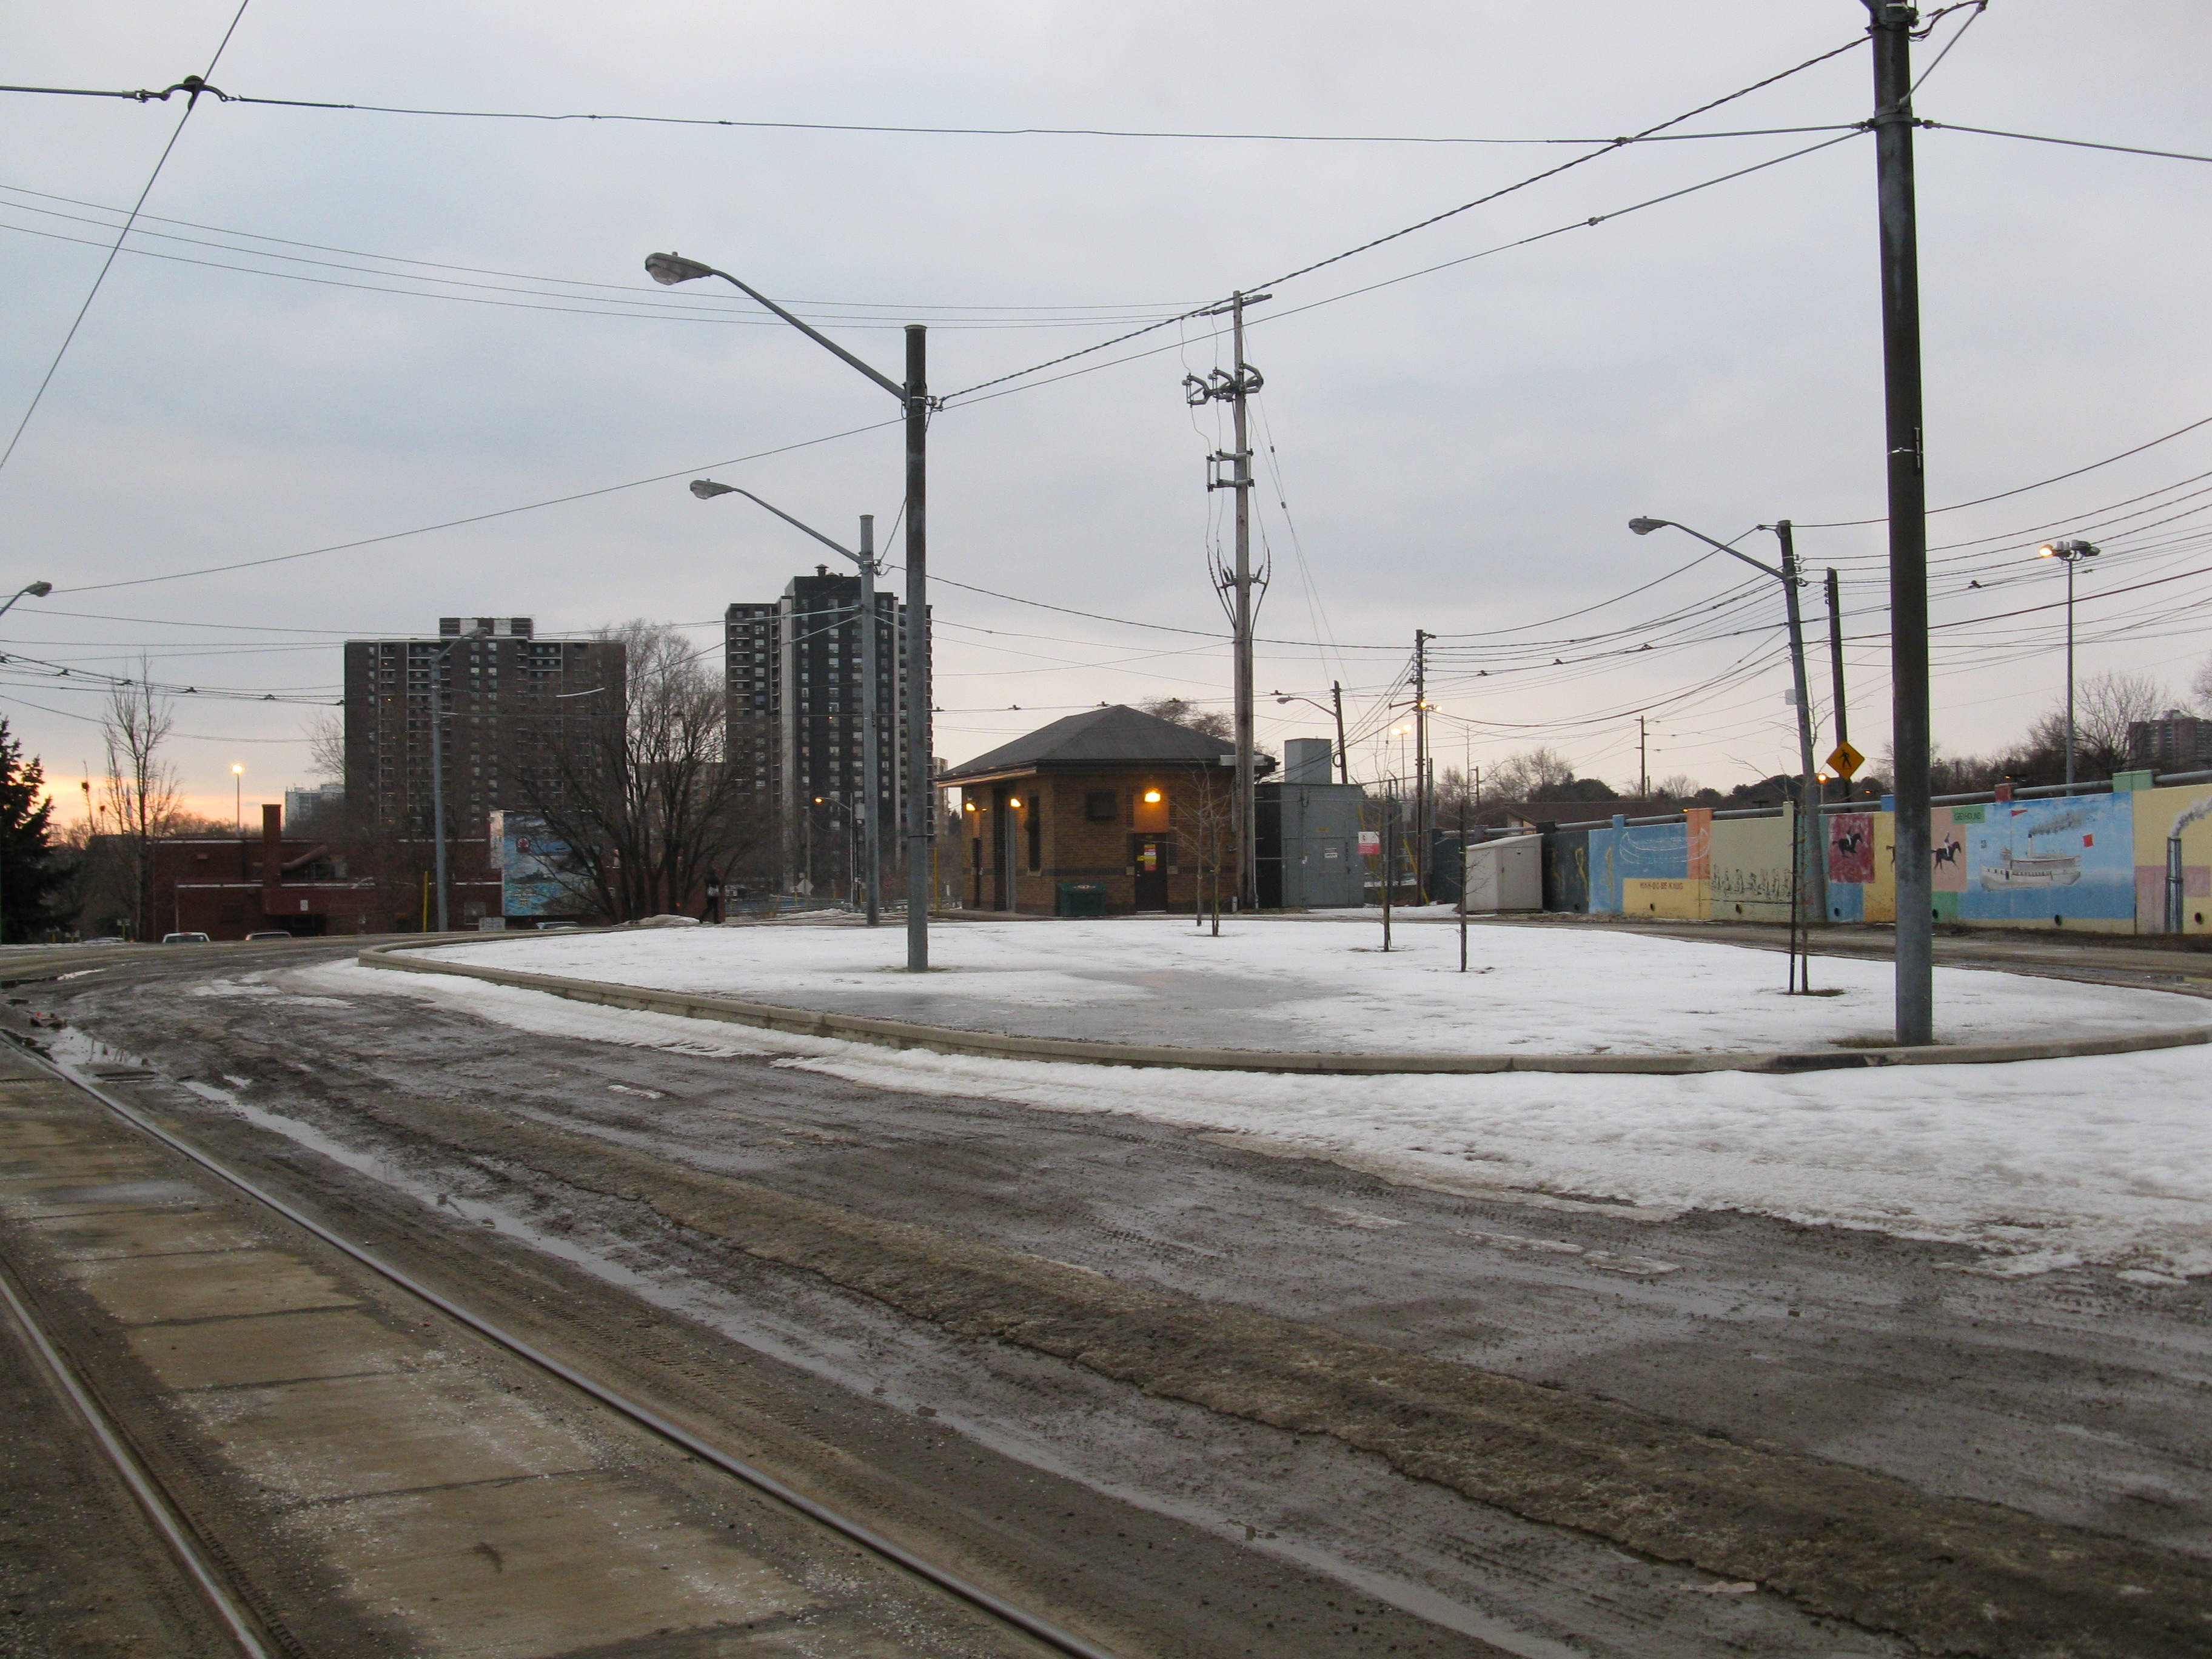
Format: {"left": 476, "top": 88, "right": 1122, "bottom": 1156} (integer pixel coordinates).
{"left": 1826, "top": 741, "right": 1865, "bottom": 781}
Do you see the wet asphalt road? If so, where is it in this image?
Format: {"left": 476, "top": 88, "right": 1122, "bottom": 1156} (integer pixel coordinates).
{"left": 4, "top": 936, "right": 2209, "bottom": 1657}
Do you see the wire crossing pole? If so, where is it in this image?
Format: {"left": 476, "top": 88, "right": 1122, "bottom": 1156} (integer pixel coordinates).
{"left": 1866, "top": 1, "right": 1932, "bottom": 1045}
{"left": 905, "top": 325, "right": 931, "bottom": 971}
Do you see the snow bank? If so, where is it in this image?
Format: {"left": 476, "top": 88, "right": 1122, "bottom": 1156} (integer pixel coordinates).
{"left": 301, "top": 948, "right": 2212, "bottom": 1281}
{"left": 422, "top": 917, "right": 2206, "bottom": 1056}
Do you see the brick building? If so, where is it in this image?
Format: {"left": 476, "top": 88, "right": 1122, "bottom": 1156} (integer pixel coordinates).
{"left": 343, "top": 617, "right": 625, "bottom": 837}
{"left": 154, "top": 803, "right": 497, "bottom": 939}
{"left": 940, "top": 706, "right": 1252, "bottom": 915}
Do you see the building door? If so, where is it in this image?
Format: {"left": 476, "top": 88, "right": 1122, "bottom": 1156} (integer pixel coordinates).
{"left": 1131, "top": 833, "right": 1171, "bottom": 911}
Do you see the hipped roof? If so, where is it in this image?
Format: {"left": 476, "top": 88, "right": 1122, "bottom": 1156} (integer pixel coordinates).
{"left": 942, "top": 704, "right": 1233, "bottom": 780}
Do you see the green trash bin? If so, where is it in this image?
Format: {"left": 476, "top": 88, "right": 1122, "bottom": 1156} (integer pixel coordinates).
{"left": 1056, "top": 881, "right": 1108, "bottom": 918}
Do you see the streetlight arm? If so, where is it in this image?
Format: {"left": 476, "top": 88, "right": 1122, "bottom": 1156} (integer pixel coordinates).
{"left": 0, "top": 580, "right": 52, "bottom": 622}
{"left": 1628, "top": 517, "right": 1790, "bottom": 583}
{"left": 692, "top": 481, "right": 866, "bottom": 568}
{"left": 648, "top": 255, "right": 905, "bottom": 401}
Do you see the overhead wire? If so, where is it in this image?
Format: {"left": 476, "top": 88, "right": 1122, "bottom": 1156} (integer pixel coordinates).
{"left": 0, "top": 2, "right": 251, "bottom": 477}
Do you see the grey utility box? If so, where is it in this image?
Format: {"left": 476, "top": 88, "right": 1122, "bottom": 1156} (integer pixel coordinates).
{"left": 1465, "top": 835, "right": 1543, "bottom": 912}
{"left": 1256, "top": 757, "right": 1366, "bottom": 909}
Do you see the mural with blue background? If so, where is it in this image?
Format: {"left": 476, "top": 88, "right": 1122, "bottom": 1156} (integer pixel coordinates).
{"left": 1958, "top": 794, "right": 2134, "bottom": 924}
{"left": 1586, "top": 819, "right": 1688, "bottom": 913}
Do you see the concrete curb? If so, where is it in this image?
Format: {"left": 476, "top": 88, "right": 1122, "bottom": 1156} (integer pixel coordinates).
{"left": 355, "top": 938, "right": 2212, "bottom": 1076}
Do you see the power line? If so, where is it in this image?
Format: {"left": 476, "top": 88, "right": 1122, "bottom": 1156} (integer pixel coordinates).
{"left": 1917, "top": 119, "right": 2212, "bottom": 167}
{"left": 0, "top": 7, "right": 250, "bottom": 477}
{"left": 51, "top": 417, "right": 900, "bottom": 595}
{"left": 0, "top": 76, "right": 1865, "bottom": 147}
{"left": 937, "top": 34, "right": 1871, "bottom": 403}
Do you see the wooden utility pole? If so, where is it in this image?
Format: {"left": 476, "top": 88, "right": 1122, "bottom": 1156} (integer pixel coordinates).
{"left": 1826, "top": 568, "right": 1849, "bottom": 802}
{"left": 1185, "top": 292, "right": 1270, "bottom": 910}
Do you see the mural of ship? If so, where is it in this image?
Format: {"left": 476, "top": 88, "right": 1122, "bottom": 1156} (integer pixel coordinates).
{"left": 1980, "top": 846, "right": 2083, "bottom": 889}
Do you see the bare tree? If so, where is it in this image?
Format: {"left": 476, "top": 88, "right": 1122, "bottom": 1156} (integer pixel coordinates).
{"left": 2025, "top": 671, "right": 2168, "bottom": 779}
{"left": 96, "top": 669, "right": 183, "bottom": 940}
{"left": 2190, "top": 653, "right": 2212, "bottom": 714}
{"left": 1139, "top": 696, "right": 1233, "bottom": 743}
{"left": 1177, "top": 763, "right": 1236, "bottom": 933}
{"left": 306, "top": 708, "right": 346, "bottom": 780}
{"left": 517, "top": 620, "right": 772, "bottom": 922}
{"left": 1485, "top": 746, "right": 1578, "bottom": 803}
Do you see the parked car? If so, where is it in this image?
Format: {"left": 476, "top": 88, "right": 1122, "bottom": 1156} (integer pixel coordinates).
{"left": 537, "top": 921, "right": 581, "bottom": 932}
{"left": 160, "top": 931, "right": 212, "bottom": 944}
{"left": 243, "top": 930, "right": 295, "bottom": 942}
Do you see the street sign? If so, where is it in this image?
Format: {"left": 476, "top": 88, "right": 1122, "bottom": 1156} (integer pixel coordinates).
{"left": 1826, "top": 741, "right": 1865, "bottom": 781}
{"left": 1358, "top": 830, "right": 1381, "bottom": 856}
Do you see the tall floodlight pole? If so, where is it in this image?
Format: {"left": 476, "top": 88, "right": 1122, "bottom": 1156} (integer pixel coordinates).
{"left": 1185, "top": 291, "right": 1270, "bottom": 910}
{"left": 648, "top": 252, "right": 930, "bottom": 969}
{"left": 1413, "top": 630, "right": 1431, "bottom": 902}
{"left": 1629, "top": 518, "right": 1826, "bottom": 930}
{"left": 692, "top": 481, "right": 885, "bottom": 925}
{"left": 429, "top": 623, "right": 489, "bottom": 933}
{"left": 2037, "top": 539, "right": 2100, "bottom": 789}
{"left": 1864, "top": 1, "right": 1932, "bottom": 1045}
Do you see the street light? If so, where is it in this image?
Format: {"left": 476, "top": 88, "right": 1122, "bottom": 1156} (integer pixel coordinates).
{"left": 1629, "top": 517, "right": 1826, "bottom": 931}
{"left": 1272, "top": 685, "right": 1349, "bottom": 782}
{"left": 430, "top": 623, "right": 491, "bottom": 933}
{"left": 649, "top": 250, "right": 933, "bottom": 971}
{"left": 694, "top": 480, "right": 885, "bottom": 927}
{"left": 2036, "top": 539, "right": 2100, "bottom": 789}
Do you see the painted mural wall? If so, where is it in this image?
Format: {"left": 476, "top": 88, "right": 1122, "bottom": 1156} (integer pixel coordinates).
{"left": 1543, "top": 786, "right": 2205, "bottom": 933}
{"left": 2132, "top": 782, "right": 2212, "bottom": 936}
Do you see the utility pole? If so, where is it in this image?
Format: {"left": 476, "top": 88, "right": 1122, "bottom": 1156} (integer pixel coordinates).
{"left": 1638, "top": 716, "right": 1648, "bottom": 799}
{"left": 1775, "top": 521, "right": 1828, "bottom": 933}
{"left": 1825, "top": 568, "right": 1849, "bottom": 802}
{"left": 1187, "top": 292, "right": 1270, "bottom": 911}
{"left": 904, "top": 325, "right": 932, "bottom": 966}
{"left": 1413, "top": 629, "right": 1430, "bottom": 902}
{"left": 1866, "top": 0, "right": 1932, "bottom": 1045}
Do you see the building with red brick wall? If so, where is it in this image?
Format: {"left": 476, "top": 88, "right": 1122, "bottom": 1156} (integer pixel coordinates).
{"left": 940, "top": 706, "right": 1262, "bottom": 915}
{"left": 152, "top": 803, "right": 497, "bottom": 939}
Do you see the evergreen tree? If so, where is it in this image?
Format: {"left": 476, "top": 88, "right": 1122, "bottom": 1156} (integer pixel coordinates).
{"left": 0, "top": 721, "right": 62, "bottom": 942}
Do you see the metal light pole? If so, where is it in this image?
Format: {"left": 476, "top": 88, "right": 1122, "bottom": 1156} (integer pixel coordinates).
{"left": 1630, "top": 517, "right": 1826, "bottom": 930}
{"left": 693, "top": 480, "right": 884, "bottom": 925}
{"left": 231, "top": 763, "right": 243, "bottom": 834}
{"left": 1864, "top": 0, "right": 1934, "bottom": 1045}
{"left": 2037, "top": 539, "right": 2100, "bottom": 789}
{"left": 648, "top": 252, "right": 932, "bottom": 971}
{"left": 1270, "top": 686, "right": 1349, "bottom": 782}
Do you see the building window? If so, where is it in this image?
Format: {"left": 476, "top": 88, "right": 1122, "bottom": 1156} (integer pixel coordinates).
{"left": 1084, "top": 790, "right": 1118, "bottom": 823}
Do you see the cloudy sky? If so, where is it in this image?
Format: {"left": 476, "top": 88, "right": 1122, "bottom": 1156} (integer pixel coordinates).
{"left": 4, "top": 0, "right": 2209, "bottom": 823}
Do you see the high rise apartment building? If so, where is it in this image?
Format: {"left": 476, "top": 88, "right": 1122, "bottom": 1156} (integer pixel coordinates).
{"left": 726, "top": 568, "right": 914, "bottom": 839}
{"left": 343, "top": 617, "right": 625, "bottom": 835}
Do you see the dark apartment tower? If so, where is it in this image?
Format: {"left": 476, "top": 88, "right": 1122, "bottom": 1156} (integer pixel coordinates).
{"left": 726, "top": 569, "right": 914, "bottom": 865}
{"left": 343, "top": 618, "right": 625, "bottom": 836}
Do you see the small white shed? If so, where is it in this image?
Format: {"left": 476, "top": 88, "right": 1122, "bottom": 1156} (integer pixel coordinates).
{"left": 1464, "top": 835, "right": 1543, "bottom": 913}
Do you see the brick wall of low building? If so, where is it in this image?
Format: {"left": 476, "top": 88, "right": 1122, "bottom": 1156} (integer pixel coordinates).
{"left": 958, "top": 767, "right": 1237, "bottom": 914}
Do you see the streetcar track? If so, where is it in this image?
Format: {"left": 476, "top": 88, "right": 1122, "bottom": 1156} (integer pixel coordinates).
{"left": 0, "top": 1250, "right": 276, "bottom": 1658}
{"left": 2, "top": 1029, "right": 1124, "bottom": 1659}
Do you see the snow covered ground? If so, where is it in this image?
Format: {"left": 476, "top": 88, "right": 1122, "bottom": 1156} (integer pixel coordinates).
{"left": 423, "top": 916, "right": 2207, "bottom": 1056}
{"left": 281, "top": 927, "right": 2212, "bottom": 1282}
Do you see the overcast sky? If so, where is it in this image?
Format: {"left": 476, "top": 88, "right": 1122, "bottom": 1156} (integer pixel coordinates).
{"left": 4, "top": 0, "right": 2209, "bottom": 823}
